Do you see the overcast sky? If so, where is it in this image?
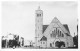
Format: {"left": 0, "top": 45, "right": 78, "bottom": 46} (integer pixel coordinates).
{"left": 2, "top": 1, "right": 78, "bottom": 42}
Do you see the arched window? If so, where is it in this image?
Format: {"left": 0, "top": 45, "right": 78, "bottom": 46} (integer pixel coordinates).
{"left": 43, "top": 42, "right": 45, "bottom": 44}
{"left": 60, "top": 31, "right": 61, "bottom": 37}
{"left": 54, "top": 30, "right": 56, "bottom": 37}
{"left": 58, "top": 30, "right": 59, "bottom": 34}
{"left": 67, "top": 42, "right": 68, "bottom": 46}
{"left": 62, "top": 33, "right": 64, "bottom": 37}
{"left": 37, "top": 14, "right": 41, "bottom": 17}
{"left": 39, "top": 14, "right": 41, "bottom": 16}
{"left": 56, "top": 28, "right": 57, "bottom": 34}
{"left": 58, "top": 30, "right": 59, "bottom": 37}
{"left": 37, "top": 14, "right": 39, "bottom": 17}
{"left": 50, "top": 34, "right": 52, "bottom": 37}
{"left": 54, "top": 30, "right": 55, "bottom": 34}
{"left": 51, "top": 31, "right": 54, "bottom": 37}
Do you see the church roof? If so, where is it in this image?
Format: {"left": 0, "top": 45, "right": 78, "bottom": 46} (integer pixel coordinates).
{"left": 40, "top": 36, "right": 47, "bottom": 41}
{"left": 43, "top": 24, "right": 70, "bottom": 34}
{"left": 63, "top": 24, "right": 70, "bottom": 33}
{"left": 43, "top": 25, "right": 48, "bottom": 33}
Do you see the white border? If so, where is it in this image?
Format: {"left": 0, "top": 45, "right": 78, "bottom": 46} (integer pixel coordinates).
{"left": 0, "top": 0, "right": 79, "bottom": 51}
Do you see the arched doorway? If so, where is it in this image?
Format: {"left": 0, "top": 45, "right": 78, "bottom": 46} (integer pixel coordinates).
{"left": 55, "top": 41, "right": 65, "bottom": 48}
{"left": 60, "top": 41, "right": 65, "bottom": 48}
{"left": 55, "top": 41, "right": 60, "bottom": 48}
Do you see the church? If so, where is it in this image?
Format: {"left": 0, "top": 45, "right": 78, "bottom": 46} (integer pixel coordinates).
{"left": 35, "top": 6, "right": 74, "bottom": 48}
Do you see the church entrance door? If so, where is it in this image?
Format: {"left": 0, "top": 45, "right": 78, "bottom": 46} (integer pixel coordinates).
{"left": 55, "top": 41, "right": 65, "bottom": 48}
{"left": 55, "top": 41, "right": 60, "bottom": 48}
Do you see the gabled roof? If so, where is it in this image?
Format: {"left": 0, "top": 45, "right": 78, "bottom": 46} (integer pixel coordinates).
{"left": 40, "top": 36, "right": 47, "bottom": 41}
{"left": 43, "top": 25, "right": 48, "bottom": 33}
{"left": 43, "top": 17, "right": 70, "bottom": 36}
{"left": 63, "top": 24, "right": 70, "bottom": 33}
{"left": 43, "top": 24, "right": 70, "bottom": 34}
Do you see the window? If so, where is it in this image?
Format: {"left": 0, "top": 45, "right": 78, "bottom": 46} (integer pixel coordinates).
{"left": 51, "top": 29, "right": 59, "bottom": 38}
{"left": 67, "top": 42, "right": 68, "bottom": 46}
{"left": 62, "top": 33, "right": 64, "bottom": 37}
{"left": 60, "top": 31, "right": 61, "bottom": 37}
{"left": 58, "top": 30, "right": 59, "bottom": 35}
{"left": 54, "top": 30, "right": 55, "bottom": 34}
{"left": 43, "top": 42, "right": 45, "bottom": 44}
{"left": 53, "top": 30, "right": 56, "bottom": 37}
{"left": 56, "top": 28, "right": 57, "bottom": 34}
{"left": 39, "top": 14, "right": 41, "bottom": 16}
{"left": 50, "top": 34, "right": 52, "bottom": 37}
{"left": 37, "top": 14, "right": 39, "bottom": 17}
{"left": 37, "top": 14, "right": 41, "bottom": 17}
{"left": 51, "top": 31, "right": 55, "bottom": 37}
{"left": 58, "top": 30, "right": 59, "bottom": 37}
{"left": 52, "top": 31, "right": 54, "bottom": 37}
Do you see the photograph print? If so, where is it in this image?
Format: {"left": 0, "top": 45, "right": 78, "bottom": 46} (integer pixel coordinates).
{"left": 1, "top": 1, "right": 78, "bottom": 49}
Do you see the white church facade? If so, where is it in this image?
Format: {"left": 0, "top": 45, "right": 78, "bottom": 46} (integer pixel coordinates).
{"left": 35, "top": 6, "right": 74, "bottom": 48}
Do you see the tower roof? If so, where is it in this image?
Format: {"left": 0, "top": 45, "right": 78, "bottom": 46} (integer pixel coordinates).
{"left": 38, "top": 6, "right": 40, "bottom": 10}
{"left": 36, "top": 6, "right": 43, "bottom": 12}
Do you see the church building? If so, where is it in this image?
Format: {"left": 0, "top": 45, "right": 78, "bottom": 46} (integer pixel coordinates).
{"left": 35, "top": 6, "right": 74, "bottom": 48}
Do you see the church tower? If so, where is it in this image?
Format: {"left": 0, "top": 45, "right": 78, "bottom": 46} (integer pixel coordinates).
{"left": 35, "top": 6, "right": 43, "bottom": 47}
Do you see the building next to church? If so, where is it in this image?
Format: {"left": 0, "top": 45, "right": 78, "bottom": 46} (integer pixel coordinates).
{"left": 35, "top": 6, "right": 74, "bottom": 48}
{"left": 1, "top": 33, "right": 24, "bottom": 48}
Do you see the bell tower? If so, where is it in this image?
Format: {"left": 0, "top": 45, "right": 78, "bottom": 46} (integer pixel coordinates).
{"left": 35, "top": 6, "right": 43, "bottom": 47}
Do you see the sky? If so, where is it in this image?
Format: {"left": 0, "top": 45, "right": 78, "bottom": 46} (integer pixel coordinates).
{"left": 2, "top": 1, "right": 78, "bottom": 42}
